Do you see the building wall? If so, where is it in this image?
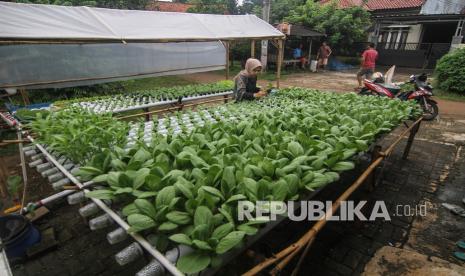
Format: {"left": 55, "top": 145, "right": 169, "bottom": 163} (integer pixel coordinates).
{"left": 406, "top": 24, "right": 423, "bottom": 44}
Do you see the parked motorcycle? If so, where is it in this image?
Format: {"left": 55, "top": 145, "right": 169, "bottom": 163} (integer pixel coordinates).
{"left": 359, "top": 73, "right": 438, "bottom": 120}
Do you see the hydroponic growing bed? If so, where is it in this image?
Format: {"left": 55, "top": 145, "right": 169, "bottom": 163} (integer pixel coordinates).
{"left": 22, "top": 88, "right": 422, "bottom": 275}
{"left": 53, "top": 82, "right": 234, "bottom": 114}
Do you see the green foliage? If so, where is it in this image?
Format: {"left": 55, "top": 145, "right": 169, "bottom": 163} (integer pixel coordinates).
{"left": 286, "top": 1, "right": 372, "bottom": 54}
{"left": 14, "top": 109, "right": 50, "bottom": 122}
{"left": 239, "top": 0, "right": 304, "bottom": 24}
{"left": 435, "top": 47, "right": 465, "bottom": 94}
{"left": 14, "top": 0, "right": 149, "bottom": 9}
{"left": 187, "top": 0, "right": 238, "bottom": 14}
{"left": 7, "top": 175, "right": 22, "bottom": 198}
{"left": 80, "top": 88, "right": 420, "bottom": 273}
{"left": 30, "top": 108, "right": 129, "bottom": 164}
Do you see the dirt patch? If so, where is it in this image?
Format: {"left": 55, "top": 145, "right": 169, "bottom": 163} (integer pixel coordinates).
{"left": 363, "top": 246, "right": 465, "bottom": 276}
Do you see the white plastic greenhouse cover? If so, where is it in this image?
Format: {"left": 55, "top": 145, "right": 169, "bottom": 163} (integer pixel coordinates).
{"left": 0, "top": 2, "right": 284, "bottom": 41}
{"left": 0, "top": 2, "right": 284, "bottom": 89}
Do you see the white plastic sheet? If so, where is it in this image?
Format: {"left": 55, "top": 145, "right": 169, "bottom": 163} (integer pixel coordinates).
{"left": 0, "top": 42, "right": 225, "bottom": 89}
{"left": 0, "top": 2, "right": 284, "bottom": 89}
{"left": 0, "top": 2, "right": 284, "bottom": 41}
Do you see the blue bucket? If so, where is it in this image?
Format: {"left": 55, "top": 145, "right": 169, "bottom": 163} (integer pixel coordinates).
{"left": 0, "top": 215, "right": 41, "bottom": 259}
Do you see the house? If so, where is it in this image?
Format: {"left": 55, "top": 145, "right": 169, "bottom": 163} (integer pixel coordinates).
{"left": 321, "top": 0, "right": 465, "bottom": 68}
{"left": 145, "top": 1, "right": 193, "bottom": 13}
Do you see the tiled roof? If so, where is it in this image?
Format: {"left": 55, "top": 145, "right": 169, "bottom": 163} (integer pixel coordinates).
{"left": 366, "top": 0, "right": 424, "bottom": 11}
{"left": 146, "top": 1, "right": 193, "bottom": 13}
{"left": 320, "top": 0, "right": 424, "bottom": 11}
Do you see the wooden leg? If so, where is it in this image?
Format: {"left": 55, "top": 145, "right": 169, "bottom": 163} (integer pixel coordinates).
{"left": 143, "top": 108, "right": 150, "bottom": 122}
{"left": 276, "top": 40, "right": 283, "bottom": 88}
{"left": 402, "top": 120, "right": 421, "bottom": 160}
{"left": 367, "top": 145, "right": 382, "bottom": 191}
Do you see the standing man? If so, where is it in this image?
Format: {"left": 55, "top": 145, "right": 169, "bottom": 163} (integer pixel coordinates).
{"left": 293, "top": 44, "right": 307, "bottom": 69}
{"left": 357, "top": 42, "right": 378, "bottom": 88}
{"left": 316, "top": 42, "right": 332, "bottom": 71}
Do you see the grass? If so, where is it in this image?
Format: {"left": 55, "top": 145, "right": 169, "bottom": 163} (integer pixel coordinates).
{"left": 428, "top": 77, "right": 465, "bottom": 102}
{"left": 118, "top": 75, "right": 198, "bottom": 91}
{"left": 434, "top": 89, "right": 465, "bottom": 102}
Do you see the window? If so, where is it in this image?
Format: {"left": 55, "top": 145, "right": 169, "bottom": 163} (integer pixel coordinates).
{"left": 379, "top": 26, "right": 411, "bottom": 50}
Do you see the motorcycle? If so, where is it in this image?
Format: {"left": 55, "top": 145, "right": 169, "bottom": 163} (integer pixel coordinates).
{"left": 359, "top": 73, "right": 438, "bottom": 120}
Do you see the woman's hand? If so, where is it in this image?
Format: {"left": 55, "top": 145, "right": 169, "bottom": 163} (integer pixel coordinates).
{"left": 254, "top": 91, "right": 267, "bottom": 98}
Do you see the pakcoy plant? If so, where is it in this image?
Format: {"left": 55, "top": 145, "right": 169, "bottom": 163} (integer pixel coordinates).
{"left": 30, "top": 107, "right": 129, "bottom": 165}
{"left": 79, "top": 88, "right": 420, "bottom": 273}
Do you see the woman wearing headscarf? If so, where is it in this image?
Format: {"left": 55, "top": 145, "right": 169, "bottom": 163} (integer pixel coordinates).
{"left": 233, "top": 58, "right": 267, "bottom": 101}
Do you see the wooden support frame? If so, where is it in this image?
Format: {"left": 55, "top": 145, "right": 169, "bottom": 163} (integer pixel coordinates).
{"left": 224, "top": 41, "right": 230, "bottom": 80}
{"left": 276, "top": 39, "right": 284, "bottom": 88}
{"left": 251, "top": 40, "right": 255, "bottom": 58}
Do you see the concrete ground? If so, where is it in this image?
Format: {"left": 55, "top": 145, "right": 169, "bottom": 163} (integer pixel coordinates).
{"left": 8, "top": 71, "right": 465, "bottom": 276}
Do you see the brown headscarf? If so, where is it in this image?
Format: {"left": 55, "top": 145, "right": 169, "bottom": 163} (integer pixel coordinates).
{"left": 234, "top": 58, "right": 262, "bottom": 80}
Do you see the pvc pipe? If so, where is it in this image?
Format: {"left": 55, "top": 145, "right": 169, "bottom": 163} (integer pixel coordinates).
{"left": 135, "top": 245, "right": 193, "bottom": 276}
{"left": 25, "top": 150, "right": 38, "bottom": 157}
{"left": 107, "top": 228, "right": 128, "bottom": 245}
{"left": 30, "top": 154, "right": 44, "bottom": 161}
{"left": 67, "top": 191, "right": 86, "bottom": 205}
{"left": 52, "top": 178, "right": 71, "bottom": 190}
{"left": 48, "top": 172, "right": 64, "bottom": 183}
{"left": 89, "top": 213, "right": 114, "bottom": 230}
{"left": 36, "top": 163, "right": 53, "bottom": 173}
{"left": 29, "top": 159, "right": 43, "bottom": 168}
{"left": 29, "top": 137, "right": 183, "bottom": 276}
{"left": 22, "top": 146, "right": 36, "bottom": 152}
{"left": 79, "top": 202, "right": 100, "bottom": 218}
{"left": 115, "top": 242, "right": 143, "bottom": 266}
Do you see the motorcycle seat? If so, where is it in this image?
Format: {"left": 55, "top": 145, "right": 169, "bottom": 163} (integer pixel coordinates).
{"left": 380, "top": 83, "right": 401, "bottom": 94}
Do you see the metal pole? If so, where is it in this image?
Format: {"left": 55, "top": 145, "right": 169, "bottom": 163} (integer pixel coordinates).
{"left": 260, "top": 0, "right": 271, "bottom": 70}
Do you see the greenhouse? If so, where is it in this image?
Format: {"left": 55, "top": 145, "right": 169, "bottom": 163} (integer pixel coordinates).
{"left": 0, "top": 2, "right": 444, "bottom": 276}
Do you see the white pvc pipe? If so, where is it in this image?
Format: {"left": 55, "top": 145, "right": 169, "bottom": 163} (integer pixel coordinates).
{"left": 28, "top": 136, "right": 183, "bottom": 276}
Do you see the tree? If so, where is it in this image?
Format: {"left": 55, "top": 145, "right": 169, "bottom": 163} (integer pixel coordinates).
{"left": 14, "top": 0, "right": 149, "bottom": 10}
{"left": 187, "top": 0, "right": 238, "bottom": 14}
{"left": 286, "top": 1, "right": 372, "bottom": 55}
{"left": 435, "top": 47, "right": 465, "bottom": 94}
{"left": 239, "top": 0, "right": 305, "bottom": 24}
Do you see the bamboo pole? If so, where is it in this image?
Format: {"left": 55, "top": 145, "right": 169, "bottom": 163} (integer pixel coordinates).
{"left": 276, "top": 39, "right": 284, "bottom": 88}
{"left": 243, "top": 117, "right": 423, "bottom": 275}
{"left": 18, "top": 131, "right": 28, "bottom": 215}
